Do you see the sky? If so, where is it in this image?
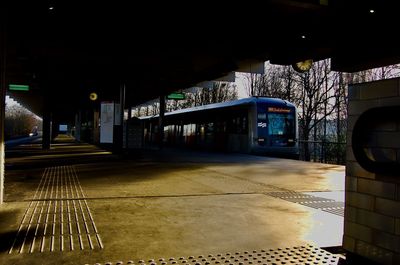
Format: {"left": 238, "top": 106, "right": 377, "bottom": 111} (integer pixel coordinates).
{"left": 5, "top": 95, "right": 19, "bottom": 106}
{"left": 235, "top": 72, "right": 249, "bottom": 99}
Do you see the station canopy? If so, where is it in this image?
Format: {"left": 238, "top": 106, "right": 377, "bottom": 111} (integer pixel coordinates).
{"left": 3, "top": 1, "right": 400, "bottom": 121}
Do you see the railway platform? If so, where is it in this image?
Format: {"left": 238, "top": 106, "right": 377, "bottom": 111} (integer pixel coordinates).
{"left": 0, "top": 135, "right": 347, "bottom": 265}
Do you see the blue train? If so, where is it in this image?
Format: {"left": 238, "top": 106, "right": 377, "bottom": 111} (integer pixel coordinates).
{"left": 140, "top": 97, "right": 299, "bottom": 158}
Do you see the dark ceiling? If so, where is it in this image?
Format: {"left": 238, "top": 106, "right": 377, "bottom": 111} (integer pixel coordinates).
{"left": 3, "top": 0, "right": 400, "bottom": 122}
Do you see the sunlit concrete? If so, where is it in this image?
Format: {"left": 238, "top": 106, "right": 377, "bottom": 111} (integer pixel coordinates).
{"left": 304, "top": 191, "right": 345, "bottom": 202}
{"left": 0, "top": 138, "right": 345, "bottom": 265}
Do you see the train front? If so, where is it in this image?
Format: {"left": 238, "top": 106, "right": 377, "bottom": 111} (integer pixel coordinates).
{"left": 251, "top": 99, "right": 299, "bottom": 159}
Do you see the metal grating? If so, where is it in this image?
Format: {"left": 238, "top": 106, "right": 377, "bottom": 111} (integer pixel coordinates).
{"left": 90, "top": 245, "right": 344, "bottom": 265}
{"left": 265, "top": 191, "right": 345, "bottom": 217}
{"left": 8, "top": 166, "right": 103, "bottom": 254}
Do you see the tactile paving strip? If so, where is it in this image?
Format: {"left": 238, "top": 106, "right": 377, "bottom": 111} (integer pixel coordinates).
{"left": 90, "top": 245, "right": 344, "bottom": 265}
{"left": 265, "top": 191, "right": 344, "bottom": 217}
{"left": 8, "top": 165, "right": 103, "bottom": 254}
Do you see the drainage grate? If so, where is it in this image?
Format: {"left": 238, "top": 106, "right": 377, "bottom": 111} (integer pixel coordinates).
{"left": 265, "top": 191, "right": 345, "bottom": 217}
{"left": 90, "top": 245, "right": 344, "bottom": 265}
{"left": 9, "top": 166, "right": 103, "bottom": 254}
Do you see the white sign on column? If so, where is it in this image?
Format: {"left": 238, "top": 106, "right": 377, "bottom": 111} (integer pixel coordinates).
{"left": 100, "top": 102, "right": 114, "bottom": 143}
{"left": 114, "top": 103, "right": 121, "bottom": 126}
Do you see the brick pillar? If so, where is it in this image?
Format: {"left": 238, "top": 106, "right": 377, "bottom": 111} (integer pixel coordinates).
{"left": 344, "top": 77, "right": 400, "bottom": 264}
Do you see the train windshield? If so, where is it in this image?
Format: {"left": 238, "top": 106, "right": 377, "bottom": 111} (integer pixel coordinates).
{"left": 267, "top": 107, "right": 296, "bottom": 146}
{"left": 268, "top": 113, "right": 294, "bottom": 136}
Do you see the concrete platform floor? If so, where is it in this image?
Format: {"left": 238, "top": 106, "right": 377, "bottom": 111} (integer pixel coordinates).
{"left": 0, "top": 136, "right": 345, "bottom": 265}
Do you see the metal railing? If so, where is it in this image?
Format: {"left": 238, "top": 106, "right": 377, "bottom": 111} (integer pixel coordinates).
{"left": 298, "top": 140, "right": 346, "bottom": 165}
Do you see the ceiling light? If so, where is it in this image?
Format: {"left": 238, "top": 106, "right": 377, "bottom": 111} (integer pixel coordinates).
{"left": 369, "top": 9, "right": 375, "bottom": 13}
{"left": 49, "top": 6, "right": 54, "bottom": 11}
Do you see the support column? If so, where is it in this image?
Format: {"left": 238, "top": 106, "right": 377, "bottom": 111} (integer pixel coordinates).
{"left": 127, "top": 106, "right": 132, "bottom": 119}
{"left": 158, "top": 95, "right": 165, "bottom": 149}
{"left": 0, "top": 9, "right": 7, "bottom": 204}
{"left": 51, "top": 118, "right": 58, "bottom": 140}
{"left": 42, "top": 110, "right": 51, "bottom": 150}
{"left": 124, "top": 106, "right": 132, "bottom": 149}
{"left": 93, "top": 110, "right": 100, "bottom": 144}
{"left": 74, "top": 111, "right": 82, "bottom": 142}
{"left": 112, "top": 83, "right": 125, "bottom": 153}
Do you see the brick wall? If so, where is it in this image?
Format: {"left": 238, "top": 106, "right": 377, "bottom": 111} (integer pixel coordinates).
{"left": 344, "top": 77, "right": 400, "bottom": 264}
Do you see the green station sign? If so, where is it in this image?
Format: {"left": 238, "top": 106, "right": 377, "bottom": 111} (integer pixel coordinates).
{"left": 167, "top": 92, "right": 185, "bottom": 100}
{"left": 9, "top": 84, "right": 30, "bottom": 91}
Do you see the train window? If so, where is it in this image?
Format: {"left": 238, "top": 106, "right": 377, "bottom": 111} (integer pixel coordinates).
{"left": 215, "top": 121, "right": 226, "bottom": 133}
{"left": 206, "top": 123, "right": 214, "bottom": 133}
{"left": 200, "top": 124, "right": 205, "bottom": 141}
{"left": 226, "top": 115, "right": 248, "bottom": 134}
{"left": 183, "top": 124, "right": 196, "bottom": 136}
{"left": 268, "top": 113, "right": 294, "bottom": 136}
{"left": 228, "top": 117, "right": 236, "bottom": 133}
{"left": 236, "top": 117, "right": 241, "bottom": 133}
{"left": 242, "top": 117, "right": 248, "bottom": 133}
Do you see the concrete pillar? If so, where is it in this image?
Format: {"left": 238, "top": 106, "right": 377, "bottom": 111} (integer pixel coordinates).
{"left": 124, "top": 107, "right": 132, "bottom": 149}
{"left": 74, "top": 111, "right": 82, "bottom": 142}
{"left": 344, "top": 78, "right": 400, "bottom": 265}
{"left": 51, "top": 118, "right": 58, "bottom": 140}
{"left": 42, "top": 110, "right": 51, "bottom": 149}
{"left": 93, "top": 110, "right": 100, "bottom": 144}
{"left": 0, "top": 11, "right": 7, "bottom": 204}
{"left": 127, "top": 106, "right": 132, "bottom": 119}
{"left": 112, "top": 84, "right": 125, "bottom": 153}
{"left": 0, "top": 86, "right": 4, "bottom": 205}
{"left": 158, "top": 95, "right": 165, "bottom": 149}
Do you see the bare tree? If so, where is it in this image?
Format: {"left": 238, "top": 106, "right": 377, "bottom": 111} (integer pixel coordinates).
{"left": 293, "top": 60, "right": 340, "bottom": 161}
{"left": 5, "top": 104, "right": 42, "bottom": 140}
{"left": 132, "top": 102, "right": 158, "bottom": 117}
{"left": 132, "top": 81, "right": 238, "bottom": 117}
{"left": 244, "top": 59, "right": 340, "bottom": 161}
{"left": 333, "top": 72, "right": 348, "bottom": 164}
{"left": 244, "top": 73, "right": 262, "bottom": 97}
{"left": 169, "top": 81, "right": 237, "bottom": 109}
{"left": 347, "top": 64, "right": 400, "bottom": 83}
{"left": 244, "top": 63, "right": 298, "bottom": 103}
{"left": 242, "top": 60, "right": 400, "bottom": 164}
{"left": 373, "top": 65, "right": 400, "bottom": 79}
{"left": 194, "top": 82, "right": 238, "bottom": 106}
